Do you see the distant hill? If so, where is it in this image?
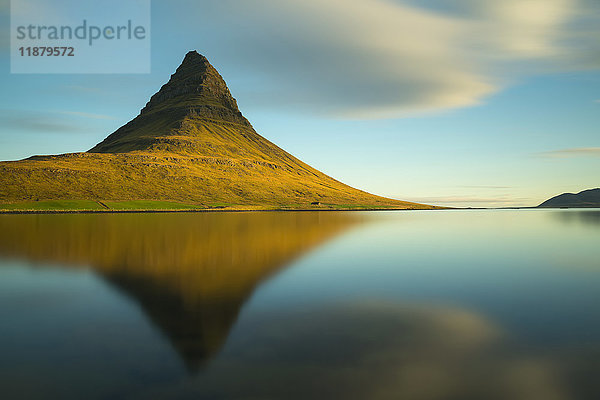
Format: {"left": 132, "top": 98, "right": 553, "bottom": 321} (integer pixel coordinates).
{"left": 538, "top": 188, "right": 600, "bottom": 208}
{"left": 0, "top": 51, "right": 435, "bottom": 210}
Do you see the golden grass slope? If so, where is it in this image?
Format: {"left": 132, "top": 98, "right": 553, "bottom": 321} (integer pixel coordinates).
{"left": 0, "top": 116, "right": 433, "bottom": 209}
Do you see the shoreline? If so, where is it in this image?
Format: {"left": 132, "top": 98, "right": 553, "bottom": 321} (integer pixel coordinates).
{"left": 2, "top": 206, "right": 595, "bottom": 215}
{"left": 0, "top": 206, "right": 447, "bottom": 214}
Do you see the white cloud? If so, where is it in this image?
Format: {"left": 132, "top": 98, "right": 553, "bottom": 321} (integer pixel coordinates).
{"left": 174, "top": 0, "right": 599, "bottom": 118}
{"left": 476, "top": 0, "right": 575, "bottom": 58}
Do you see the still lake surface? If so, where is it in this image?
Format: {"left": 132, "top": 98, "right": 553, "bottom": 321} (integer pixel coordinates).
{"left": 0, "top": 209, "right": 599, "bottom": 399}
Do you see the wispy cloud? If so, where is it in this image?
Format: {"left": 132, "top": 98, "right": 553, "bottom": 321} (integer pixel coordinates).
{"left": 174, "top": 0, "right": 599, "bottom": 119}
{"left": 0, "top": 110, "right": 93, "bottom": 134}
{"left": 398, "top": 195, "right": 535, "bottom": 208}
{"left": 459, "top": 185, "right": 513, "bottom": 189}
{"left": 58, "top": 111, "right": 116, "bottom": 120}
{"left": 538, "top": 147, "right": 600, "bottom": 158}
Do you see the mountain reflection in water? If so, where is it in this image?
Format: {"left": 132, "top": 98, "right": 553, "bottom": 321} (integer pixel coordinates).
{"left": 0, "top": 212, "right": 359, "bottom": 370}
{"left": 1, "top": 210, "right": 599, "bottom": 400}
{"left": 551, "top": 209, "right": 600, "bottom": 226}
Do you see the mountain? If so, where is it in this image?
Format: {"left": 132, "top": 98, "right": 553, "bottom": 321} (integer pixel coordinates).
{"left": 0, "top": 51, "right": 434, "bottom": 210}
{"left": 538, "top": 188, "right": 600, "bottom": 208}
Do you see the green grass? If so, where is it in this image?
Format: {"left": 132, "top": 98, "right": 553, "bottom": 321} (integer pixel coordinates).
{"left": 209, "top": 202, "right": 232, "bottom": 208}
{"left": 103, "top": 200, "right": 201, "bottom": 210}
{"left": 0, "top": 200, "right": 105, "bottom": 210}
{"left": 0, "top": 199, "right": 203, "bottom": 211}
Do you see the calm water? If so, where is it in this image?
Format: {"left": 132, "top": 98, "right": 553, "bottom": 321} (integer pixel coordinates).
{"left": 0, "top": 209, "right": 599, "bottom": 400}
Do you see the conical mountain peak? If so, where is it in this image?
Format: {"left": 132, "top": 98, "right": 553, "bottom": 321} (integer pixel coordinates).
{"left": 89, "top": 51, "right": 251, "bottom": 153}
{"left": 141, "top": 50, "right": 241, "bottom": 115}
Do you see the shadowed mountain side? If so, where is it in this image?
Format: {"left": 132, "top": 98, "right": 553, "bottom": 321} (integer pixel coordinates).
{"left": 0, "top": 51, "right": 434, "bottom": 209}
{"left": 538, "top": 188, "right": 600, "bottom": 208}
{"left": 0, "top": 212, "right": 360, "bottom": 370}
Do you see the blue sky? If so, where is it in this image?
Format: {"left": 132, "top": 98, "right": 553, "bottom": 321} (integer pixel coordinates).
{"left": 0, "top": 0, "right": 598, "bottom": 207}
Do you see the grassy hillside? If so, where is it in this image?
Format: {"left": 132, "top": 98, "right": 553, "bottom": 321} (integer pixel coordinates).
{"left": 0, "top": 117, "right": 433, "bottom": 210}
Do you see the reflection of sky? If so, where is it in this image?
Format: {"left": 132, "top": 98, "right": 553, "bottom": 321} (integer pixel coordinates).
{"left": 214, "top": 302, "right": 579, "bottom": 400}
{"left": 246, "top": 210, "right": 600, "bottom": 345}
{"left": 0, "top": 262, "right": 183, "bottom": 398}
